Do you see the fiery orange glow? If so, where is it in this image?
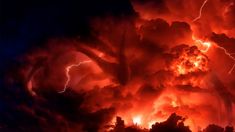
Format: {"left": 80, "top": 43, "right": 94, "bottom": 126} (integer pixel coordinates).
{"left": 170, "top": 45, "right": 209, "bottom": 76}
{"left": 193, "top": 39, "right": 211, "bottom": 53}
{"left": 133, "top": 116, "right": 142, "bottom": 126}
{"left": 6, "top": 0, "right": 235, "bottom": 131}
{"left": 192, "top": 35, "right": 211, "bottom": 53}
{"left": 192, "top": 35, "right": 235, "bottom": 74}
{"left": 148, "top": 121, "right": 156, "bottom": 129}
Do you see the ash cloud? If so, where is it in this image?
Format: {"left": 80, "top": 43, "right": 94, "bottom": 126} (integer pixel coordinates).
{"left": 210, "top": 32, "right": 235, "bottom": 54}
{"left": 131, "top": 0, "right": 235, "bottom": 38}
{"left": 1, "top": 0, "right": 235, "bottom": 131}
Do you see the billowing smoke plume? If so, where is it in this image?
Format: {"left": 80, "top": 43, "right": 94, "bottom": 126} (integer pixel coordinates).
{"left": 1, "top": 0, "right": 235, "bottom": 132}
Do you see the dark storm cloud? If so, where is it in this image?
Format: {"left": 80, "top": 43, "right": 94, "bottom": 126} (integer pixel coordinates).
{"left": 209, "top": 73, "right": 235, "bottom": 124}
{"left": 0, "top": 0, "right": 136, "bottom": 70}
{"left": 2, "top": 0, "right": 235, "bottom": 131}
{"left": 0, "top": 0, "right": 135, "bottom": 131}
{"left": 137, "top": 84, "right": 163, "bottom": 97}
{"left": 132, "top": 0, "right": 170, "bottom": 14}
{"left": 139, "top": 18, "right": 192, "bottom": 49}
{"left": 132, "top": 0, "right": 235, "bottom": 38}
{"left": 2, "top": 61, "right": 118, "bottom": 131}
{"left": 175, "top": 85, "right": 209, "bottom": 93}
{"left": 0, "top": 77, "right": 116, "bottom": 131}
{"left": 210, "top": 32, "right": 235, "bottom": 54}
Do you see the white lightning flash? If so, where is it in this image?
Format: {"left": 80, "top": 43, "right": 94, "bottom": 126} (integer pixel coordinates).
{"left": 58, "top": 60, "right": 92, "bottom": 93}
{"left": 193, "top": 0, "right": 209, "bottom": 22}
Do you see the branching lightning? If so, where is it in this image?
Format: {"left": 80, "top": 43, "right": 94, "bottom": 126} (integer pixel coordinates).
{"left": 192, "top": 36, "right": 235, "bottom": 74}
{"left": 193, "top": 0, "right": 209, "bottom": 22}
{"left": 191, "top": 0, "right": 235, "bottom": 74}
{"left": 58, "top": 60, "right": 92, "bottom": 93}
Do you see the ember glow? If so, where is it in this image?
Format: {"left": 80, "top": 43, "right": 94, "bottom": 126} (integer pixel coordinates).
{"left": 1, "top": 0, "right": 235, "bottom": 132}
{"left": 192, "top": 36, "right": 211, "bottom": 53}
{"left": 169, "top": 45, "right": 209, "bottom": 76}
{"left": 133, "top": 116, "right": 142, "bottom": 125}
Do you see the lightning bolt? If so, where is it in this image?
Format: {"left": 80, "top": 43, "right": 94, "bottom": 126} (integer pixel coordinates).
{"left": 58, "top": 60, "right": 92, "bottom": 93}
{"left": 193, "top": 0, "right": 209, "bottom": 22}
{"left": 192, "top": 0, "right": 235, "bottom": 74}
{"left": 214, "top": 45, "right": 235, "bottom": 74}
{"left": 192, "top": 36, "right": 235, "bottom": 74}
{"left": 228, "top": 64, "right": 235, "bottom": 74}
{"left": 194, "top": 39, "right": 211, "bottom": 53}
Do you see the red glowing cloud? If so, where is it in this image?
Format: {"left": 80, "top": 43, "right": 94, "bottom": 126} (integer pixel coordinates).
{"left": 2, "top": 0, "right": 235, "bottom": 132}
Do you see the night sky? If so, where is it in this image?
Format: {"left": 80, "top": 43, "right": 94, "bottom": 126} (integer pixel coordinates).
{"left": 0, "top": 0, "right": 135, "bottom": 70}
{"left": 0, "top": 0, "right": 135, "bottom": 131}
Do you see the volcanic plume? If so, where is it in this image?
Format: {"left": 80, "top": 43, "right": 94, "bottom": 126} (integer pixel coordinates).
{"left": 1, "top": 0, "right": 235, "bottom": 132}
